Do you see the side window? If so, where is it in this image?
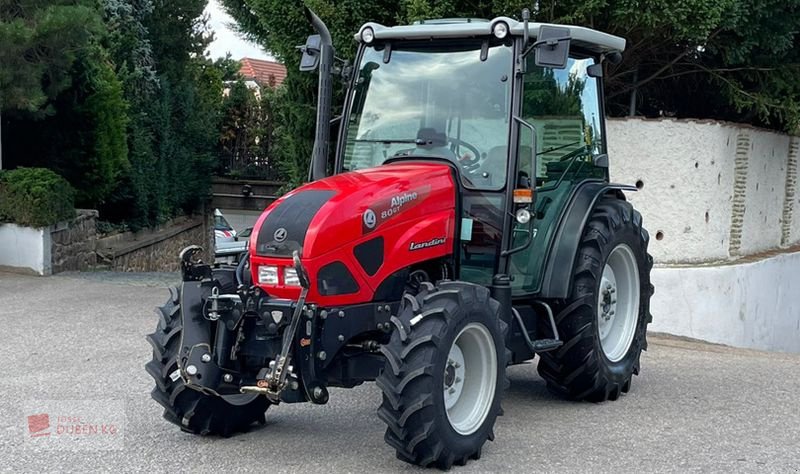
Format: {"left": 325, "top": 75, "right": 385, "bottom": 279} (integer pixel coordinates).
{"left": 520, "top": 56, "right": 604, "bottom": 184}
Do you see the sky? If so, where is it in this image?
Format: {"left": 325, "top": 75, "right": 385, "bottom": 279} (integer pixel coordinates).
{"left": 203, "top": 0, "right": 274, "bottom": 61}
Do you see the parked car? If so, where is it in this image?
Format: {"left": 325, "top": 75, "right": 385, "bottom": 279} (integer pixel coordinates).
{"left": 214, "top": 209, "right": 237, "bottom": 244}
{"left": 215, "top": 226, "right": 252, "bottom": 265}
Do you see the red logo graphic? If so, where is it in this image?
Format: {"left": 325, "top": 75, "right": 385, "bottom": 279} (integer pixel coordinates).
{"left": 28, "top": 413, "right": 50, "bottom": 437}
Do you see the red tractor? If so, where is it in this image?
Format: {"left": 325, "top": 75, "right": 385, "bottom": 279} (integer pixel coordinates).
{"left": 147, "top": 8, "right": 653, "bottom": 469}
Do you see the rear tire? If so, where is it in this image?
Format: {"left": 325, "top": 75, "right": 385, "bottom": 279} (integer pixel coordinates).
{"left": 537, "top": 198, "right": 654, "bottom": 402}
{"left": 145, "top": 285, "right": 269, "bottom": 436}
{"left": 376, "top": 281, "right": 508, "bottom": 469}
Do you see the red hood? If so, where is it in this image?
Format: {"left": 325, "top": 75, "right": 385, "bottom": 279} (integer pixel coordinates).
{"left": 250, "top": 162, "right": 456, "bottom": 260}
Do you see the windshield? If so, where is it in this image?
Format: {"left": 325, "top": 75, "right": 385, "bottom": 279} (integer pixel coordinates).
{"left": 342, "top": 40, "right": 513, "bottom": 190}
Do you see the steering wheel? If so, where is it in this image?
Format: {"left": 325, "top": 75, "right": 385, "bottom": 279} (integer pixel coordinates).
{"left": 448, "top": 137, "right": 482, "bottom": 168}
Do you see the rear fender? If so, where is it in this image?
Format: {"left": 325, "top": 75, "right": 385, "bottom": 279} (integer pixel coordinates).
{"left": 538, "top": 181, "right": 636, "bottom": 299}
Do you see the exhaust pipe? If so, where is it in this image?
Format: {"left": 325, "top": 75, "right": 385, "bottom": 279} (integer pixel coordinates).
{"left": 305, "top": 7, "right": 334, "bottom": 182}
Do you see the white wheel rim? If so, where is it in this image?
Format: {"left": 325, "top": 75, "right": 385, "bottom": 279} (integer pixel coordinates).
{"left": 444, "top": 322, "right": 497, "bottom": 435}
{"left": 597, "top": 244, "right": 640, "bottom": 362}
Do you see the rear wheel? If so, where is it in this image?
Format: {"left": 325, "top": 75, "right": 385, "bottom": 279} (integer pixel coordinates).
{"left": 537, "top": 198, "right": 653, "bottom": 401}
{"left": 145, "top": 285, "right": 269, "bottom": 435}
{"left": 376, "top": 281, "right": 508, "bottom": 469}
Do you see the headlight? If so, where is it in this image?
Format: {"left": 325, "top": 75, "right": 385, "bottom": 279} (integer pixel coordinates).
{"left": 492, "top": 22, "right": 509, "bottom": 39}
{"left": 284, "top": 267, "right": 301, "bottom": 286}
{"left": 515, "top": 208, "right": 532, "bottom": 224}
{"left": 258, "top": 265, "right": 279, "bottom": 285}
{"left": 361, "top": 27, "right": 375, "bottom": 43}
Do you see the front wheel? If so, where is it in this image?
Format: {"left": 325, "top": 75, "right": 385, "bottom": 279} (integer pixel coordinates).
{"left": 145, "top": 286, "right": 269, "bottom": 435}
{"left": 376, "top": 281, "right": 509, "bottom": 469}
{"left": 537, "top": 197, "right": 654, "bottom": 401}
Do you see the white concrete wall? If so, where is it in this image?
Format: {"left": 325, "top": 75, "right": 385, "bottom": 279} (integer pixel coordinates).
{"left": 608, "top": 119, "right": 738, "bottom": 263}
{"left": 789, "top": 140, "right": 800, "bottom": 246}
{"left": 739, "top": 131, "right": 791, "bottom": 254}
{"left": 0, "top": 223, "right": 51, "bottom": 275}
{"left": 609, "top": 118, "right": 799, "bottom": 263}
{"left": 650, "top": 251, "right": 800, "bottom": 353}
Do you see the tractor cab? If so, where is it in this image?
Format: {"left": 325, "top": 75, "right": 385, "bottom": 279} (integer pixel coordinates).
{"left": 313, "top": 16, "right": 626, "bottom": 295}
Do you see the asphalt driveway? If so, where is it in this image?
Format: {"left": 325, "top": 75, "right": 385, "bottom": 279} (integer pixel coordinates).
{"left": 1, "top": 271, "right": 798, "bottom": 472}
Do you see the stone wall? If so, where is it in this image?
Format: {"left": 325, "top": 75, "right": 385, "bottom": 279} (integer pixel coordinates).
{"left": 50, "top": 210, "right": 98, "bottom": 273}
{"left": 98, "top": 213, "right": 213, "bottom": 272}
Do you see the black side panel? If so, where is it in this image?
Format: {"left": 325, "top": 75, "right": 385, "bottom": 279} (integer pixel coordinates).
{"left": 255, "top": 190, "right": 335, "bottom": 257}
{"left": 538, "top": 182, "right": 636, "bottom": 299}
{"left": 373, "top": 268, "right": 410, "bottom": 302}
{"left": 318, "top": 261, "right": 360, "bottom": 296}
{"left": 353, "top": 237, "right": 384, "bottom": 276}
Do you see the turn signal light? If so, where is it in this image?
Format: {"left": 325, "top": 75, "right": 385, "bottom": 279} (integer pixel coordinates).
{"left": 513, "top": 188, "right": 533, "bottom": 204}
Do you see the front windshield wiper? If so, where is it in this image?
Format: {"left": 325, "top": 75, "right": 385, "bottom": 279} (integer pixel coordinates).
{"left": 354, "top": 138, "right": 428, "bottom": 145}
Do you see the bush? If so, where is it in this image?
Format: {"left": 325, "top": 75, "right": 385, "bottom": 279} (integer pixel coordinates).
{"left": 0, "top": 168, "right": 76, "bottom": 228}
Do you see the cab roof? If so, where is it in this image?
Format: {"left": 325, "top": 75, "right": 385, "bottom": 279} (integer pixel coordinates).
{"left": 355, "top": 16, "right": 626, "bottom": 54}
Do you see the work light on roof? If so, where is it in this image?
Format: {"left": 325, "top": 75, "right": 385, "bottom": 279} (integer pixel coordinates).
{"left": 492, "top": 21, "right": 509, "bottom": 39}
{"left": 361, "top": 27, "right": 375, "bottom": 43}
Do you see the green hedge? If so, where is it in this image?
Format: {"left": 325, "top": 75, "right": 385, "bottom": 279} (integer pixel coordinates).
{"left": 0, "top": 168, "right": 76, "bottom": 228}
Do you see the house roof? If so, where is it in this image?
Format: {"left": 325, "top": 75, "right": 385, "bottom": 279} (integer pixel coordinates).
{"left": 239, "top": 58, "right": 287, "bottom": 88}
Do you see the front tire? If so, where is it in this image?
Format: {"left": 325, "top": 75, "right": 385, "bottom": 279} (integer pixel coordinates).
{"left": 537, "top": 197, "right": 654, "bottom": 402}
{"left": 145, "top": 286, "right": 269, "bottom": 436}
{"left": 376, "top": 281, "right": 508, "bottom": 469}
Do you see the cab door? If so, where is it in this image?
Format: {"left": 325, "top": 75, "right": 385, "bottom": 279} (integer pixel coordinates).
{"left": 509, "top": 54, "right": 608, "bottom": 295}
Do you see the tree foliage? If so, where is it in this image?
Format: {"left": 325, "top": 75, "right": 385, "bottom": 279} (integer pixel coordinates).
{"left": 220, "top": 0, "right": 800, "bottom": 185}
{"left": 0, "top": 167, "right": 76, "bottom": 228}
{"left": 2, "top": 0, "right": 230, "bottom": 229}
{"left": 0, "top": 0, "right": 102, "bottom": 114}
{"left": 99, "top": 0, "right": 225, "bottom": 228}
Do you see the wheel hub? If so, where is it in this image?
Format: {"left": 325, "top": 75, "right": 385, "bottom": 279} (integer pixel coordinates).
{"left": 443, "top": 344, "right": 465, "bottom": 409}
{"left": 444, "top": 364, "right": 457, "bottom": 388}
{"left": 600, "top": 282, "right": 617, "bottom": 321}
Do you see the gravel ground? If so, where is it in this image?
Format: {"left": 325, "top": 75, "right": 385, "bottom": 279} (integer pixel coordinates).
{"left": 1, "top": 271, "right": 799, "bottom": 473}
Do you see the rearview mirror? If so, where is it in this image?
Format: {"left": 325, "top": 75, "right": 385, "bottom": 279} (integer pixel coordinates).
{"left": 299, "top": 34, "right": 322, "bottom": 72}
{"left": 533, "top": 26, "right": 571, "bottom": 69}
